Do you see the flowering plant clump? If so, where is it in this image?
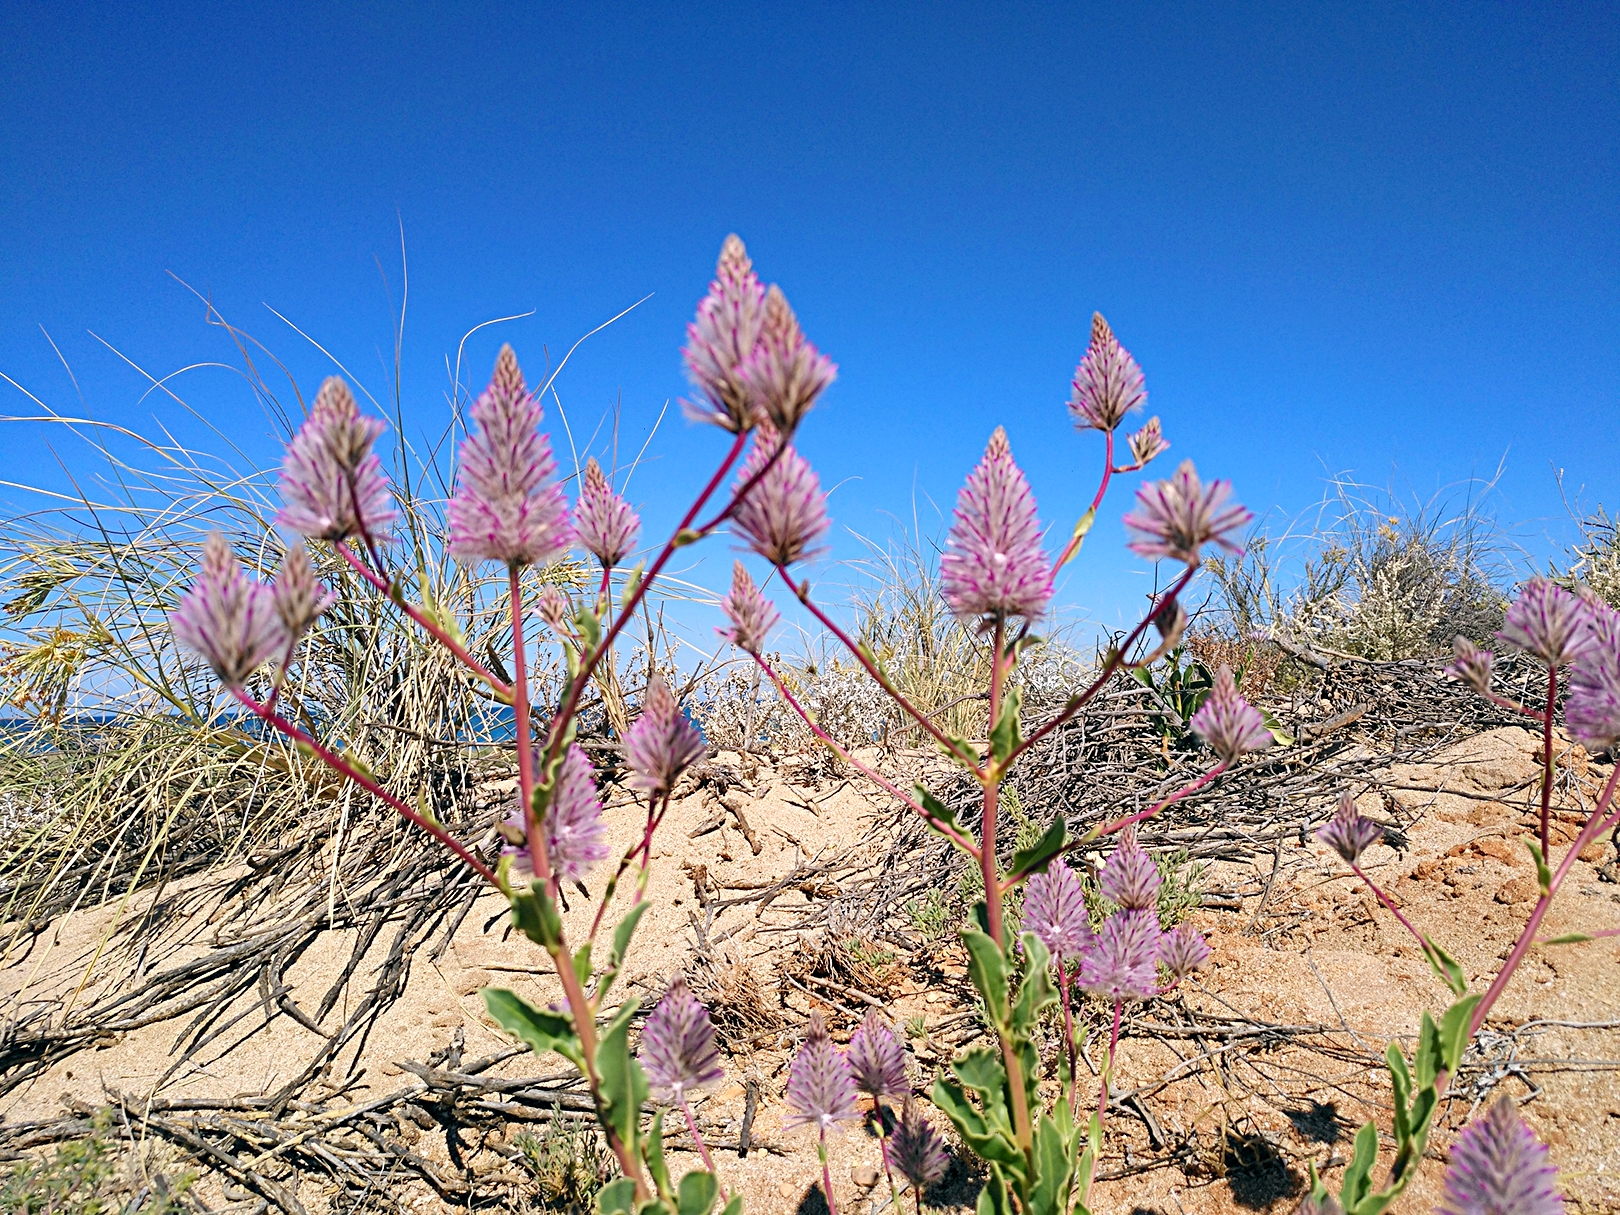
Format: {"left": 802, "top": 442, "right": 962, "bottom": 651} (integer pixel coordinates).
{"left": 164, "top": 235, "right": 1594, "bottom": 1215}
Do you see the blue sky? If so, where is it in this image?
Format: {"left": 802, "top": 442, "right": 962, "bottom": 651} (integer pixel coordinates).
{"left": 2, "top": 2, "right": 1615, "bottom": 641}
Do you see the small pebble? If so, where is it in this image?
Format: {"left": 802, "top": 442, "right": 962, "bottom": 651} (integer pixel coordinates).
{"left": 851, "top": 1166, "right": 880, "bottom": 1189}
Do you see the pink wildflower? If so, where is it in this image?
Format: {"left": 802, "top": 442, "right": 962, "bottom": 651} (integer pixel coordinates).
{"left": 573, "top": 458, "right": 640, "bottom": 568}
{"left": 740, "top": 285, "right": 836, "bottom": 434}
{"left": 717, "top": 561, "right": 780, "bottom": 652}
{"left": 1438, "top": 1096, "right": 1563, "bottom": 1215}
{"left": 729, "top": 423, "right": 829, "bottom": 567}
{"left": 1123, "top": 460, "right": 1251, "bottom": 565}
{"left": 1567, "top": 604, "right": 1620, "bottom": 751}
{"left": 1497, "top": 578, "right": 1596, "bottom": 668}
{"left": 783, "top": 1012, "right": 860, "bottom": 1132}
{"left": 277, "top": 376, "right": 396, "bottom": 541}
{"left": 1078, "top": 908, "right": 1162, "bottom": 1002}
{"left": 683, "top": 235, "right": 767, "bottom": 433}
{"left": 270, "top": 542, "right": 334, "bottom": 643}
{"left": 1446, "top": 635, "right": 1496, "bottom": 694}
{"left": 447, "top": 346, "right": 573, "bottom": 567}
{"left": 512, "top": 745, "right": 609, "bottom": 884}
{"left": 884, "top": 1096, "right": 950, "bottom": 1192}
{"left": 624, "top": 674, "right": 707, "bottom": 799}
{"left": 1068, "top": 313, "right": 1146, "bottom": 433}
{"left": 1157, "top": 924, "right": 1210, "bottom": 980}
{"left": 171, "top": 533, "right": 286, "bottom": 689}
{"left": 638, "top": 976, "right": 724, "bottom": 1104}
{"left": 1100, "top": 828, "right": 1161, "bottom": 912}
{"left": 1127, "top": 416, "right": 1170, "bottom": 467}
{"left": 940, "top": 428, "right": 1054, "bottom": 625}
{"left": 1023, "top": 862, "right": 1092, "bottom": 961}
{"left": 1189, "top": 665, "right": 1272, "bottom": 762}
{"left": 846, "top": 1010, "right": 908, "bottom": 1099}
{"left": 1315, "top": 791, "right": 1383, "bottom": 866}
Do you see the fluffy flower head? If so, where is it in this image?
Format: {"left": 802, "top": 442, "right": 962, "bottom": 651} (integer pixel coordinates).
{"left": 1101, "top": 828, "right": 1162, "bottom": 911}
{"left": 171, "top": 533, "right": 287, "bottom": 689}
{"left": 1568, "top": 604, "right": 1620, "bottom": 751}
{"left": 270, "top": 542, "right": 334, "bottom": 643}
{"left": 625, "top": 674, "right": 707, "bottom": 798}
{"left": 1023, "top": 862, "right": 1092, "bottom": 961}
{"left": 718, "top": 561, "right": 780, "bottom": 652}
{"left": 683, "top": 235, "right": 767, "bottom": 432}
{"left": 1128, "top": 416, "right": 1170, "bottom": 468}
{"left": 277, "top": 376, "right": 396, "bottom": 541}
{"left": 730, "top": 423, "right": 829, "bottom": 567}
{"left": 1157, "top": 923, "right": 1211, "bottom": 980}
{"left": 1316, "top": 791, "right": 1383, "bottom": 866}
{"left": 533, "top": 745, "right": 610, "bottom": 883}
{"left": 884, "top": 1096, "right": 950, "bottom": 1192}
{"left": 574, "top": 458, "right": 640, "bottom": 567}
{"left": 1190, "top": 665, "right": 1273, "bottom": 763}
{"left": 940, "top": 428, "right": 1054, "bottom": 625}
{"left": 1124, "top": 460, "right": 1251, "bottom": 565}
{"left": 1078, "top": 908, "right": 1162, "bottom": 1002}
{"left": 1497, "top": 578, "right": 1596, "bottom": 668}
{"left": 448, "top": 346, "right": 573, "bottom": 566}
{"left": 1438, "top": 1096, "right": 1563, "bottom": 1215}
{"left": 846, "top": 1010, "right": 908, "bottom": 1099}
{"left": 741, "top": 285, "right": 835, "bottom": 433}
{"left": 784, "top": 1012, "right": 860, "bottom": 1133}
{"left": 639, "top": 976, "right": 724, "bottom": 1104}
{"left": 1068, "top": 313, "right": 1146, "bottom": 433}
{"left": 1447, "top": 635, "right": 1496, "bottom": 695}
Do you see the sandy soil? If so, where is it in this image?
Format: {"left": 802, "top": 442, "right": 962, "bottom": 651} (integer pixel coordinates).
{"left": 4, "top": 726, "right": 1618, "bottom": 1214}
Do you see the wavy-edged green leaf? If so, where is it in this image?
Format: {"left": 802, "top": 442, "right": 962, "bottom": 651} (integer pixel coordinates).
{"left": 931, "top": 1076, "right": 1022, "bottom": 1169}
{"left": 1339, "top": 1120, "right": 1379, "bottom": 1212}
{"left": 961, "top": 929, "right": 1010, "bottom": 1025}
{"left": 597, "top": 999, "right": 648, "bottom": 1158}
{"left": 596, "top": 1177, "right": 639, "bottom": 1215}
{"left": 677, "top": 1170, "right": 719, "bottom": 1215}
{"left": 1007, "top": 815, "right": 1067, "bottom": 883}
{"left": 1437, "top": 994, "right": 1482, "bottom": 1074}
{"left": 1011, "top": 933, "right": 1056, "bottom": 1035}
{"left": 481, "top": 987, "right": 584, "bottom": 1070}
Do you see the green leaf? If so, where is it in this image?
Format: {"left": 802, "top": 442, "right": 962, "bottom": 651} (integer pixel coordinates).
{"left": 1340, "top": 1120, "right": 1379, "bottom": 1211}
{"left": 510, "top": 883, "right": 567, "bottom": 951}
{"left": 961, "top": 929, "right": 1010, "bottom": 1024}
{"left": 644, "top": 1112, "right": 673, "bottom": 1204}
{"left": 1419, "top": 934, "right": 1468, "bottom": 997}
{"left": 574, "top": 943, "right": 594, "bottom": 989}
{"left": 596, "top": 999, "right": 648, "bottom": 1158}
{"left": 1437, "top": 995, "right": 1482, "bottom": 1074}
{"left": 481, "top": 987, "right": 584, "bottom": 1070}
{"left": 1007, "top": 815, "right": 1068, "bottom": 881}
{"left": 1385, "top": 1042, "right": 1412, "bottom": 1142}
{"left": 613, "top": 901, "right": 652, "bottom": 966}
{"left": 677, "top": 1171, "right": 719, "bottom": 1215}
{"left": 1027, "top": 1112, "right": 1080, "bottom": 1215}
{"left": 718, "top": 1197, "right": 741, "bottom": 1215}
{"left": 915, "top": 786, "right": 977, "bottom": 854}
{"left": 1011, "top": 933, "right": 1056, "bottom": 1035}
{"left": 1260, "top": 708, "right": 1294, "bottom": 747}
{"left": 931, "top": 1076, "right": 1022, "bottom": 1169}
{"left": 1540, "top": 931, "right": 1595, "bottom": 945}
{"left": 597, "top": 1177, "right": 639, "bottom": 1215}
{"left": 989, "top": 685, "right": 1024, "bottom": 765}
{"left": 1525, "top": 840, "right": 1553, "bottom": 897}
{"left": 619, "top": 561, "right": 646, "bottom": 606}
{"left": 575, "top": 605, "right": 603, "bottom": 650}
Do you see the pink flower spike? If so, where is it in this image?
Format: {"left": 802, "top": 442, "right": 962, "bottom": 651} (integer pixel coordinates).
{"left": 683, "top": 234, "right": 768, "bottom": 433}
{"left": 270, "top": 542, "right": 334, "bottom": 643}
{"left": 1446, "top": 635, "right": 1496, "bottom": 694}
{"left": 171, "top": 533, "right": 287, "bottom": 689}
{"left": 1124, "top": 460, "right": 1251, "bottom": 565}
{"left": 1157, "top": 923, "right": 1210, "bottom": 980}
{"left": 1567, "top": 604, "right": 1620, "bottom": 751}
{"left": 625, "top": 674, "right": 708, "bottom": 799}
{"left": 846, "top": 1010, "right": 908, "bottom": 1099}
{"left": 276, "top": 376, "right": 396, "bottom": 542}
{"left": 1497, "top": 577, "right": 1596, "bottom": 668}
{"left": 730, "top": 423, "right": 830, "bottom": 567}
{"left": 718, "top": 561, "right": 781, "bottom": 652}
{"left": 1189, "top": 665, "right": 1272, "bottom": 763}
{"left": 1023, "top": 862, "right": 1091, "bottom": 961}
{"left": 639, "top": 976, "right": 724, "bottom": 1104}
{"left": 1068, "top": 313, "right": 1146, "bottom": 433}
{"left": 884, "top": 1096, "right": 950, "bottom": 1192}
{"left": 740, "top": 285, "right": 836, "bottom": 434}
{"left": 1315, "top": 790, "right": 1383, "bottom": 865}
{"left": 1438, "top": 1096, "right": 1563, "bottom": 1215}
{"left": 1100, "top": 827, "right": 1161, "bottom": 912}
{"left": 784, "top": 1012, "right": 860, "bottom": 1133}
{"left": 574, "top": 457, "right": 641, "bottom": 568}
{"left": 539, "top": 745, "right": 610, "bottom": 883}
{"left": 1127, "top": 416, "right": 1170, "bottom": 468}
{"left": 447, "top": 345, "right": 573, "bottom": 567}
{"left": 940, "top": 428, "right": 1054, "bottom": 625}
{"left": 1078, "top": 908, "right": 1162, "bottom": 1002}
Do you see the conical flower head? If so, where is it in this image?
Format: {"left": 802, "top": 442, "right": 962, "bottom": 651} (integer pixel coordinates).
{"left": 740, "top": 285, "right": 836, "bottom": 434}
{"left": 448, "top": 346, "right": 573, "bottom": 566}
{"left": 1100, "top": 828, "right": 1161, "bottom": 912}
{"left": 1124, "top": 460, "right": 1251, "bottom": 565}
{"left": 683, "top": 235, "right": 767, "bottom": 432}
{"left": 1498, "top": 578, "right": 1596, "bottom": 668}
{"left": 1290, "top": 1195, "right": 1344, "bottom": 1215}
{"left": 638, "top": 975, "right": 724, "bottom": 1104}
{"left": 1157, "top": 923, "right": 1211, "bottom": 980}
{"left": 846, "top": 1010, "right": 907, "bottom": 1098}
{"left": 574, "top": 458, "right": 640, "bottom": 568}
{"left": 277, "top": 376, "right": 396, "bottom": 541}
{"left": 717, "top": 561, "right": 780, "bottom": 652}
{"left": 270, "top": 542, "right": 335, "bottom": 643}
{"left": 1446, "top": 635, "right": 1496, "bottom": 694}
{"left": 730, "top": 422, "right": 829, "bottom": 567}
{"left": 1315, "top": 791, "right": 1383, "bottom": 866}
{"left": 884, "top": 1096, "right": 950, "bottom": 1192}
{"left": 1078, "top": 908, "right": 1162, "bottom": 1001}
{"left": 171, "top": 533, "right": 287, "bottom": 689}
{"left": 1190, "top": 665, "right": 1272, "bottom": 763}
{"left": 940, "top": 428, "right": 1054, "bottom": 625}
{"left": 1127, "top": 416, "right": 1170, "bottom": 468}
{"left": 783, "top": 1011, "right": 859, "bottom": 1132}
{"left": 625, "top": 674, "right": 707, "bottom": 798}
{"left": 535, "top": 745, "right": 610, "bottom": 883}
{"left": 1023, "top": 863, "right": 1091, "bottom": 961}
{"left": 1069, "top": 313, "right": 1146, "bottom": 433}
{"left": 1438, "top": 1096, "right": 1563, "bottom": 1215}
{"left": 1568, "top": 604, "right": 1620, "bottom": 751}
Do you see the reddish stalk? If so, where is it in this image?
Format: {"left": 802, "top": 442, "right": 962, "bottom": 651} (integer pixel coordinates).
{"left": 1538, "top": 667, "right": 1558, "bottom": 857}
{"left": 508, "top": 564, "right": 551, "bottom": 888}
{"left": 1057, "top": 960, "right": 1080, "bottom": 1115}
{"left": 1053, "top": 430, "right": 1114, "bottom": 572}
{"left": 1098, "top": 997, "right": 1123, "bottom": 1120}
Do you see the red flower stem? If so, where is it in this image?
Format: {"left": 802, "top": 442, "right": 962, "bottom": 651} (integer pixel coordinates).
{"left": 871, "top": 1096, "right": 902, "bottom": 1209}
{"left": 1469, "top": 764, "right": 1620, "bottom": 1034}
{"left": 508, "top": 564, "right": 553, "bottom": 888}
{"left": 679, "top": 1094, "right": 724, "bottom": 1190}
{"left": 1054, "top": 431, "right": 1114, "bottom": 572}
{"left": 777, "top": 568, "right": 974, "bottom": 765}
{"left": 1098, "top": 997, "right": 1122, "bottom": 1121}
{"left": 1348, "top": 863, "right": 1430, "bottom": 952}
{"left": 1097, "top": 762, "right": 1228, "bottom": 838}
{"left": 1006, "top": 563, "right": 1198, "bottom": 768}
{"left": 747, "top": 653, "right": 978, "bottom": 855}
{"left": 819, "top": 1129, "right": 840, "bottom": 1215}
{"left": 1479, "top": 688, "right": 1541, "bottom": 719}
{"left": 333, "top": 540, "right": 513, "bottom": 698}
{"left": 1058, "top": 960, "right": 1080, "bottom": 1116}
{"left": 228, "top": 688, "right": 500, "bottom": 887}
{"left": 1538, "top": 667, "right": 1558, "bottom": 857}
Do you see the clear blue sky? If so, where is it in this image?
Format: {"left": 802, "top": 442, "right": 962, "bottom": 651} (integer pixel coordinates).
{"left": 3, "top": 2, "right": 1615, "bottom": 637}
